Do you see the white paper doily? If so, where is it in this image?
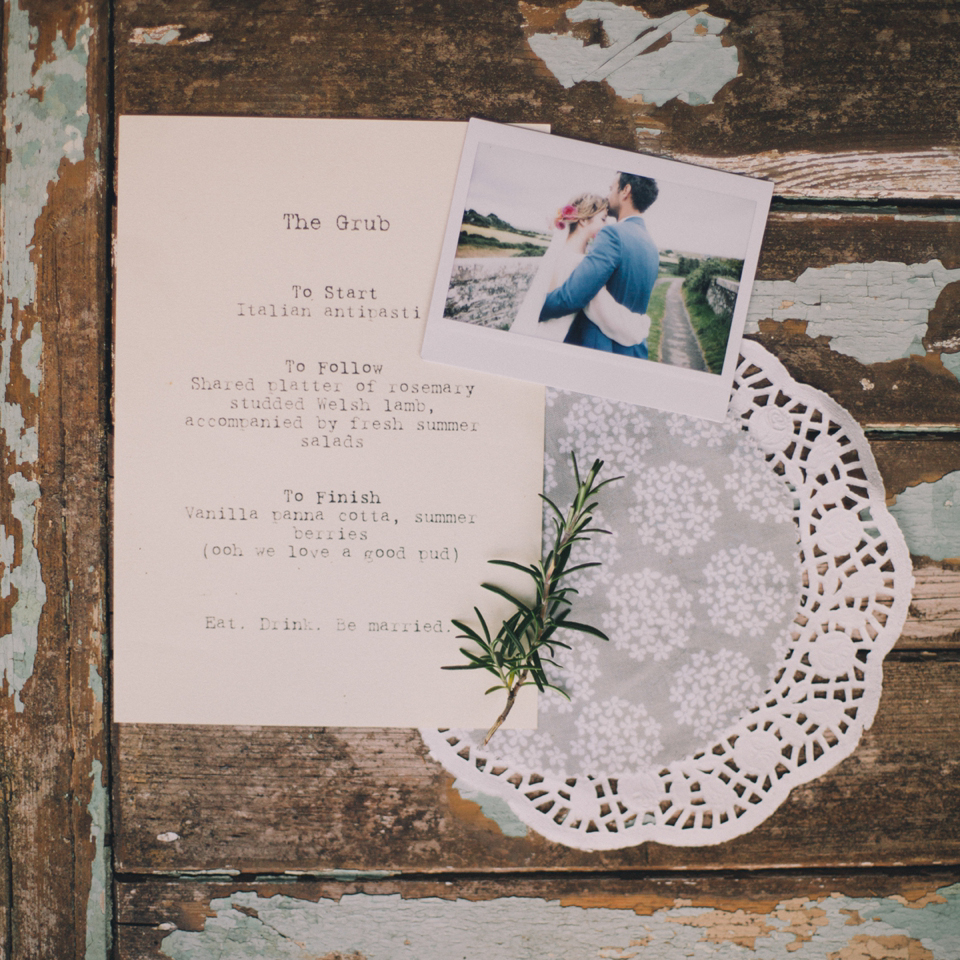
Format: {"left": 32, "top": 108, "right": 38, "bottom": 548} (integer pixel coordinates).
{"left": 420, "top": 341, "right": 914, "bottom": 848}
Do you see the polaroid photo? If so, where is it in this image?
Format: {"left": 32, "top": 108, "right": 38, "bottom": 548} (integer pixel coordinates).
{"left": 421, "top": 119, "right": 773, "bottom": 422}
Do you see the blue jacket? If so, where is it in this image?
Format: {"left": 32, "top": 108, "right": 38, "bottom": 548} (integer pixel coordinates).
{"left": 539, "top": 216, "right": 659, "bottom": 356}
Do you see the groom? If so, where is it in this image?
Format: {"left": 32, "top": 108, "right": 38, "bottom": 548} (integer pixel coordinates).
{"left": 539, "top": 172, "right": 659, "bottom": 358}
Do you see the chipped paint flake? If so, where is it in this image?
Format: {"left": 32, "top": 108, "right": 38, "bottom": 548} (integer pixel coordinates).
{"left": 451, "top": 777, "right": 529, "bottom": 837}
{"left": 746, "top": 260, "right": 960, "bottom": 365}
{"left": 889, "top": 470, "right": 960, "bottom": 560}
{"left": 1, "top": 474, "right": 45, "bottom": 709}
{"left": 525, "top": 1, "right": 739, "bottom": 106}
{"left": 159, "top": 885, "right": 960, "bottom": 960}
{"left": 129, "top": 25, "right": 213, "bottom": 45}
{"left": 664, "top": 907, "right": 777, "bottom": 948}
{"left": 85, "top": 759, "right": 112, "bottom": 960}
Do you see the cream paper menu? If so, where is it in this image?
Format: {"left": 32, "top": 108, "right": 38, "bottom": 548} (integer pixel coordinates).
{"left": 114, "top": 117, "right": 544, "bottom": 727}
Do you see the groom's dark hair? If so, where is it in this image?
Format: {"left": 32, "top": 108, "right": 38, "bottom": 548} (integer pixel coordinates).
{"left": 618, "top": 172, "right": 658, "bottom": 212}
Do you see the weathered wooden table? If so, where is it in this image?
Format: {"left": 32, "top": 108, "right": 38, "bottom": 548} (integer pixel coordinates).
{"left": 2, "top": 1, "right": 959, "bottom": 957}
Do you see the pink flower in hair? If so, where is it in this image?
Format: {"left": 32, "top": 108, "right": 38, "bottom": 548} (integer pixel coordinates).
{"left": 553, "top": 204, "right": 579, "bottom": 229}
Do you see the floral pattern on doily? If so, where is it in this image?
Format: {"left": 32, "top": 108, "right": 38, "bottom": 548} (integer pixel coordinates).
{"left": 698, "top": 544, "right": 794, "bottom": 638}
{"left": 540, "top": 640, "right": 602, "bottom": 715}
{"left": 723, "top": 442, "right": 795, "bottom": 524}
{"left": 602, "top": 569, "right": 695, "bottom": 663}
{"left": 478, "top": 727, "right": 568, "bottom": 779}
{"left": 557, "top": 394, "right": 652, "bottom": 473}
{"left": 666, "top": 412, "right": 742, "bottom": 448}
{"left": 669, "top": 648, "right": 764, "bottom": 740}
{"left": 629, "top": 462, "right": 722, "bottom": 556}
{"left": 422, "top": 342, "right": 914, "bottom": 851}
{"left": 570, "top": 696, "right": 663, "bottom": 773}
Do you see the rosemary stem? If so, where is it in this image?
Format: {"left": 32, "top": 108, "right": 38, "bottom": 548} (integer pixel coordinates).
{"left": 452, "top": 456, "right": 616, "bottom": 751}
{"left": 481, "top": 670, "right": 527, "bottom": 746}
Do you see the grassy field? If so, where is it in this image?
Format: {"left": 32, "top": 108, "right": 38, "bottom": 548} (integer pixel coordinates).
{"left": 682, "top": 286, "right": 730, "bottom": 374}
{"left": 455, "top": 226, "right": 548, "bottom": 259}
{"left": 461, "top": 223, "right": 548, "bottom": 245}
{"left": 645, "top": 278, "right": 670, "bottom": 361}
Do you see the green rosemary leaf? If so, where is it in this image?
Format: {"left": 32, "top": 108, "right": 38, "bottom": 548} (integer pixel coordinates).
{"left": 555, "top": 620, "right": 609, "bottom": 641}
{"left": 488, "top": 558, "right": 540, "bottom": 576}
{"left": 449, "top": 453, "right": 617, "bottom": 745}
{"left": 539, "top": 492, "right": 566, "bottom": 523}
{"left": 474, "top": 607, "right": 492, "bottom": 643}
{"left": 451, "top": 619, "right": 484, "bottom": 642}
{"left": 556, "top": 561, "right": 602, "bottom": 576}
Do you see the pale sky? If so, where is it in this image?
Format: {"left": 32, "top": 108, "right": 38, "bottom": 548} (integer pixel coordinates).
{"left": 465, "top": 142, "right": 756, "bottom": 260}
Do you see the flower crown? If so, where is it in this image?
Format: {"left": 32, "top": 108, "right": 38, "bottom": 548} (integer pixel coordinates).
{"left": 553, "top": 204, "right": 579, "bottom": 229}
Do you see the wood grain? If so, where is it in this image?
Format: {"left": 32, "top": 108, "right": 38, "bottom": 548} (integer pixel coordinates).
{"left": 113, "top": 0, "right": 960, "bottom": 199}
{"left": 113, "top": 660, "right": 960, "bottom": 876}
{"left": 114, "top": 871, "right": 960, "bottom": 959}
{"left": 747, "top": 211, "right": 960, "bottom": 430}
{"left": 0, "top": 1, "right": 111, "bottom": 956}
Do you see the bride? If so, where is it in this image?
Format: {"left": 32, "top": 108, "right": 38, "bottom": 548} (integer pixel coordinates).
{"left": 510, "top": 193, "right": 651, "bottom": 347}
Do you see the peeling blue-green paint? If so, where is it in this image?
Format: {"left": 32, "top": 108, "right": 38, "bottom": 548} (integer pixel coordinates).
{"left": 85, "top": 759, "right": 111, "bottom": 960}
{"left": 20, "top": 323, "right": 43, "bottom": 395}
{"left": 2, "top": 6, "right": 91, "bottom": 309}
{"left": 2, "top": 473, "right": 45, "bottom": 710}
{"left": 942, "top": 352, "right": 960, "bottom": 380}
{"left": 889, "top": 470, "right": 960, "bottom": 560}
{"left": 128, "top": 24, "right": 213, "bottom": 45}
{"left": 159, "top": 885, "right": 960, "bottom": 959}
{"left": 2, "top": 0, "right": 91, "bottom": 707}
{"left": 865, "top": 884, "right": 960, "bottom": 957}
{"left": 451, "top": 777, "right": 529, "bottom": 837}
{"left": 746, "top": 260, "right": 960, "bottom": 366}
{"left": 526, "top": 1, "right": 739, "bottom": 106}
{"left": 142, "top": 27, "right": 181, "bottom": 45}
{"left": 2, "top": 7, "right": 108, "bottom": 959}
{"left": 88, "top": 661, "right": 103, "bottom": 704}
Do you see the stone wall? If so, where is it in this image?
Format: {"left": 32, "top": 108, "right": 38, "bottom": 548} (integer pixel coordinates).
{"left": 444, "top": 257, "right": 539, "bottom": 330}
{"left": 707, "top": 275, "right": 740, "bottom": 320}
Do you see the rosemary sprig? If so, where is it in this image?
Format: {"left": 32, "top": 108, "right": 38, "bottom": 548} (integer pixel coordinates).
{"left": 444, "top": 455, "right": 620, "bottom": 746}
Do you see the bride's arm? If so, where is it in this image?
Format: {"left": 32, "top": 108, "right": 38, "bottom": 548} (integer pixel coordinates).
{"left": 584, "top": 285, "right": 651, "bottom": 347}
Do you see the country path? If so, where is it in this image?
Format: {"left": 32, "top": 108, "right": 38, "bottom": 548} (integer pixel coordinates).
{"left": 658, "top": 277, "right": 708, "bottom": 371}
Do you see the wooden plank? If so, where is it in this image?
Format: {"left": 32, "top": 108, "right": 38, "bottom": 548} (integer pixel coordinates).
{"left": 0, "top": 0, "right": 111, "bottom": 956}
{"left": 113, "top": 660, "right": 960, "bottom": 875}
{"left": 112, "top": 0, "right": 960, "bottom": 199}
{"left": 871, "top": 439, "right": 960, "bottom": 647}
{"left": 747, "top": 210, "right": 960, "bottom": 430}
{"left": 902, "top": 564, "right": 960, "bottom": 645}
{"left": 115, "top": 873, "right": 960, "bottom": 959}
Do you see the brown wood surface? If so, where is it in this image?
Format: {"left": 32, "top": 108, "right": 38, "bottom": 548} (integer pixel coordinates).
{"left": 113, "top": 0, "right": 960, "bottom": 197}
{"left": 1, "top": 0, "right": 111, "bottom": 956}
{"left": 750, "top": 211, "right": 960, "bottom": 429}
{"left": 114, "top": 870, "right": 960, "bottom": 958}
{"left": 113, "top": 660, "right": 960, "bottom": 875}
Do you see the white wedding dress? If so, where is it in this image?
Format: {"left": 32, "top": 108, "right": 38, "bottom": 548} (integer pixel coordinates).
{"left": 510, "top": 228, "right": 651, "bottom": 346}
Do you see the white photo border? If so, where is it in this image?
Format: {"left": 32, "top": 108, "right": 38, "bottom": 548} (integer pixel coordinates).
{"left": 421, "top": 118, "right": 773, "bottom": 422}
